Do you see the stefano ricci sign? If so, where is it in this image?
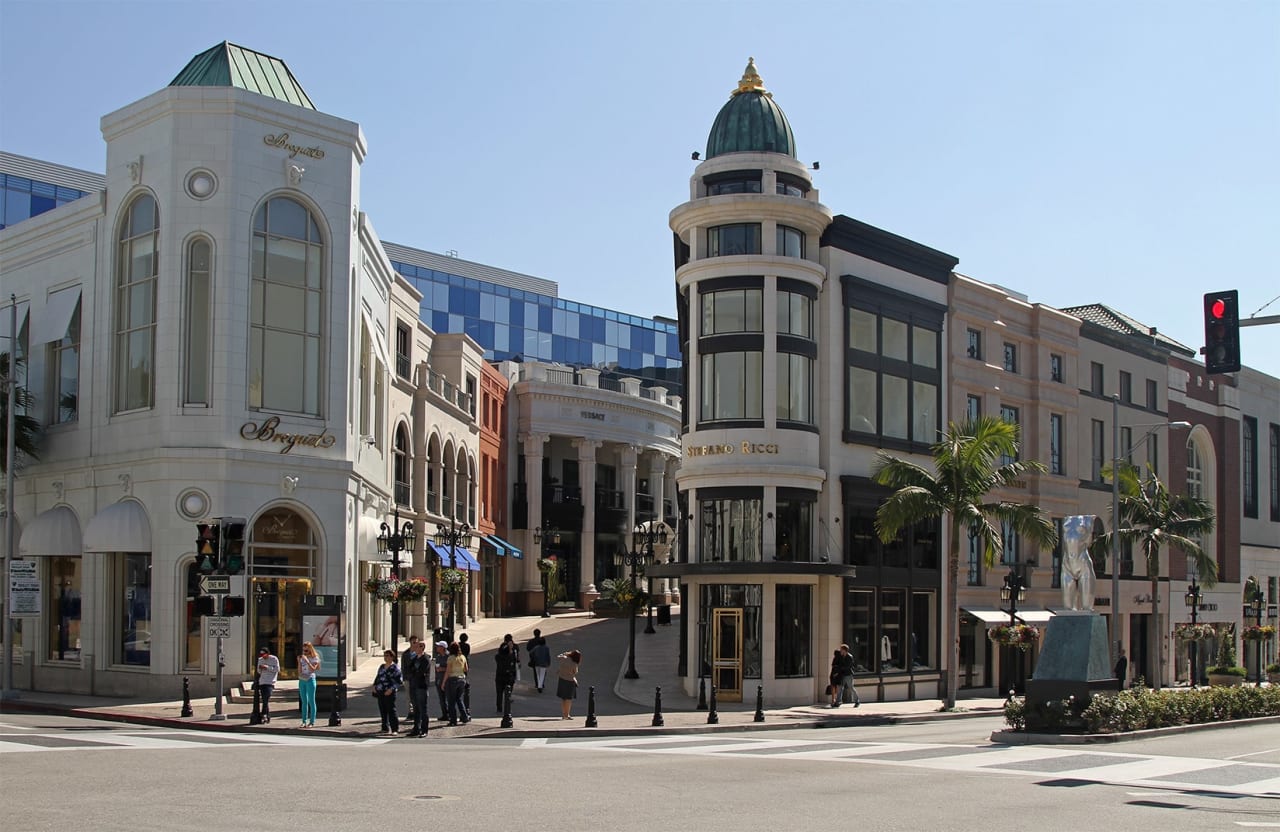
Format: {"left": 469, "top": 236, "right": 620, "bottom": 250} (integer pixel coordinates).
{"left": 241, "top": 416, "right": 336, "bottom": 454}
{"left": 263, "top": 132, "right": 326, "bottom": 160}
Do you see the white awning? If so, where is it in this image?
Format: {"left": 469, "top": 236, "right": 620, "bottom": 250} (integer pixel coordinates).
{"left": 961, "top": 606, "right": 1011, "bottom": 625}
{"left": 357, "top": 514, "right": 383, "bottom": 562}
{"left": 0, "top": 300, "right": 29, "bottom": 341}
{"left": 19, "top": 505, "right": 82, "bottom": 556}
{"left": 83, "top": 500, "right": 152, "bottom": 552}
{"left": 31, "top": 286, "right": 81, "bottom": 345}
{"left": 361, "top": 308, "right": 390, "bottom": 369}
{"left": 1017, "top": 609, "right": 1055, "bottom": 624}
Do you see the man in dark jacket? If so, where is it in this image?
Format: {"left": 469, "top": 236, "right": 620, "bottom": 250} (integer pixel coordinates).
{"left": 402, "top": 636, "right": 421, "bottom": 727}
{"left": 526, "top": 629, "right": 551, "bottom": 693}
{"left": 404, "top": 637, "right": 431, "bottom": 737}
{"left": 433, "top": 641, "right": 450, "bottom": 721}
{"left": 833, "top": 643, "right": 860, "bottom": 707}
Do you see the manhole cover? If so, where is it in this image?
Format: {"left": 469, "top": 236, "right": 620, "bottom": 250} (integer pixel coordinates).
{"left": 412, "top": 795, "right": 444, "bottom": 801}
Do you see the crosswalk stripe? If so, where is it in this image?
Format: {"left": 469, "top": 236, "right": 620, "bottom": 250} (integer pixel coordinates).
{"left": 0, "top": 731, "right": 357, "bottom": 754}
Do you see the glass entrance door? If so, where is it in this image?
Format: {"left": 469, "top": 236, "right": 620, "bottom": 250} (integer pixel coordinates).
{"left": 251, "top": 577, "right": 313, "bottom": 679}
{"left": 712, "top": 608, "right": 743, "bottom": 703}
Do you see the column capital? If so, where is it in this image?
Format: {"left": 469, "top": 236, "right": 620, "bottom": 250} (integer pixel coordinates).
{"left": 572, "top": 438, "right": 602, "bottom": 460}
{"left": 520, "top": 433, "right": 550, "bottom": 456}
{"left": 619, "top": 444, "right": 640, "bottom": 468}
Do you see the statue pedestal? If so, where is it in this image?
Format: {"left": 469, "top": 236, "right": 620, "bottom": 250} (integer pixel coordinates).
{"left": 1025, "top": 612, "right": 1117, "bottom": 732}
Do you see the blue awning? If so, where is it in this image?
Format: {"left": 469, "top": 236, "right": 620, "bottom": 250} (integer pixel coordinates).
{"left": 482, "top": 533, "right": 524, "bottom": 559}
{"left": 429, "top": 542, "right": 480, "bottom": 571}
{"left": 480, "top": 534, "right": 506, "bottom": 557}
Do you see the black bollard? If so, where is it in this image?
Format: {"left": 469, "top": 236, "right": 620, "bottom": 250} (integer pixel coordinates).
{"left": 500, "top": 685, "right": 514, "bottom": 728}
{"left": 180, "top": 676, "right": 193, "bottom": 718}
{"left": 754, "top": 685, "right": 765, "bottom": 722}
{"left": 651, "top": 686, "right": 664, "bottom": 727}
{"left": 328, "top": 683, "right": 343, "bottom": 726}
{"left": 707, "top": 684, "right": 719, "bottom": 725}
{"left": 585, "top": 685, "right": 598, "bottom": 728}
{"left": 696, "top": 676, "right": 708, "bottom": 710}
{"left": 248, "top": 671, "right": 264, "bottom": 725}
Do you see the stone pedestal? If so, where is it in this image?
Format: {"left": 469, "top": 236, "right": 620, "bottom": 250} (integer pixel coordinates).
{"left": 1025, "top": 611, "right": 1116, "bottom": 732}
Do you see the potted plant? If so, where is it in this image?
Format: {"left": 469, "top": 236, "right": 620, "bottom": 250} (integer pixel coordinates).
{"left": 1206, "top": 626, "right": 1247, "bottom": 686}
{"left": 438, "top": 567, "right": 467, "bottom": 594}
{"left": 396, "top": 577, "right": 430, "bottom": 602}
{"left": 1267, "top": 662, "right": 1280, "bottom": 685}
{"left": 1242, "top": 624, "right": 1276, "bottom": 642}
{"left": 362, "top": 576, "right": 396, "bottom": 601}
{"left": 987, "top": 623, "right": 1041, "bottom": 651}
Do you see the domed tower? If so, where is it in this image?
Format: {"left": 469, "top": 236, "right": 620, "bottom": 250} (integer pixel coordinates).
{"left": 666, "top": 60, "right": 840, "bottom": 704}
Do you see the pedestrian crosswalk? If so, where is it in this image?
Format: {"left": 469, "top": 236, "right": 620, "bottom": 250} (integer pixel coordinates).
{"left": 539, "top": 735, "right": 1280, "bottom": 798}
{"left": 0, "top": 728, "right": 355, "bottom": 754}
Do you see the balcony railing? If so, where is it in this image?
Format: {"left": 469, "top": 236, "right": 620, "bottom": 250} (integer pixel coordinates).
{"left": 427, "top": 369, "right": 474, "bottom": 414}
{"left": 513, "top": 361, "right": 680, "bottom": 410}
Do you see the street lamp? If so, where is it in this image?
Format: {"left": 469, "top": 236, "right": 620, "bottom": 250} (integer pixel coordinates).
{"left": 1109, "top": 395, "right": 1191, "bottom": 669}
{"left": 434, "top": 519, "right": 472, "bottom": 632}
{"left": 375, "top": 506, "right": 416, "bottom": 654}
{"left": 1249, "top": 587, "right": 1265, "bottom": 686}
{"left": 1000, "top": 568, "right": 1027, "bottom": 693}
{"left": 532, "top": 522, "right": 559, "bottom": 618}
{"left": 616, "top": 522, "right": 668, "bottom": 679}
{"left": 1184, "top": 577, "right": 1202, "bottom": 687}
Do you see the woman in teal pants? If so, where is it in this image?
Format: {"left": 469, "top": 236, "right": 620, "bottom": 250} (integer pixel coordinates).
{"left": 298, "top": 641, "right": 321, "bottom": 727}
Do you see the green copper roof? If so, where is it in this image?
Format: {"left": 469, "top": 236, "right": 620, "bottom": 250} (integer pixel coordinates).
{"left": 169, "top": 42, "right": 315, "bottom": 109}
{"left": 705, "top": 58, "right": 796, "bottom": 160}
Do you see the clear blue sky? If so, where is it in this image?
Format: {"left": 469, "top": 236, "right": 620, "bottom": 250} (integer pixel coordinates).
{"left": 3, "top": 0, "right": 1278, "bottom": 378}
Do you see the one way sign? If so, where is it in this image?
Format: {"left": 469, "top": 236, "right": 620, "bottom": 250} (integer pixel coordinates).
{"left": 199, "top": 575, "right": 231, "bottom": 595}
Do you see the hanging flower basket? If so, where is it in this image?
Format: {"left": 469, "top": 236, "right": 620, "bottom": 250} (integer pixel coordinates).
{"left": 537, "top": 556, "right": 558, "bottom": 575}
{"left": 1173, "top": 622, "right": 1217, "bottom": 642}
{"left": 396, "top": 577, "right": 430, "bottom": 602}
{"left": 363, "top": 577, "right": 397, "bottom": 601}
{"left": 988, "top": 623, "right": 1040, "bottom": 651}
{"left": 438, "top": 567, "right": 467, "bottom": 592}
{"left": 1242, "top": 624, "right": 1276, "bottom": 642}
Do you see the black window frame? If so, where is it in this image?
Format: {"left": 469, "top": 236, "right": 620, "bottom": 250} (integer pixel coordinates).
{"left": 1244, "top": 416, "right": 1259, "bottom": 518}
{"left": 707, "top": 223, "right": 762, "bottom": 257}
{"left": 1050, "top": 353, "right": 1063, "bottom": 383}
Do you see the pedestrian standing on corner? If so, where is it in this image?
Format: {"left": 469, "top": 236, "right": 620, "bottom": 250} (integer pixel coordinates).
{"left": 297, "top": 641, "right": 321, "bottom": 728}
{"left": 443, "top": 641, "right": 471, "bottom": 726}
{"left": 405, "top": 637, "right": 432, "bottom": 738}
{"left": 459, "top": 633, "right": 472, "bottom": 711}
{"left": 256, "top": 646, "right": 280, "bottom": 723}
{"left": 494, "top": 634, "right": 519, "bottom": 712}
{"left": 373, "top": 649, "right": 403, "bottom": 736}
{"left": 556, "top": 649, "right": 582, "bottom": 720}
{"left": 433, "top": 641, "right": 450, "bottom": 721}
{"left": 402, "top": 636, "right": 421, "bottom": 724}
{"left": 1114, "top": 648, "right": 1128, "bottom": 692}
{"left": 526, "top": 629, "right": 551, "bottom": 693}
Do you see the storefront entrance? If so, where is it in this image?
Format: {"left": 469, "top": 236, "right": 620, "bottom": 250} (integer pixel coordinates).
{"left": 712, "top": 608, "right": 744, "bottom": 703}
{"left": 251, "top": 577, "right": 313, "bottom": 679}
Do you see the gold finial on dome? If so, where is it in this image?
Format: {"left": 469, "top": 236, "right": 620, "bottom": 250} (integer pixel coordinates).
{"left": 733, "top": 57, "right": 771, "bottom": 97}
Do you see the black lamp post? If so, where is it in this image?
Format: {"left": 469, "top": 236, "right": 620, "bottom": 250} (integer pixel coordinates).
{"left": 375, "top": 507, "right": 416, "bottom": 655}
{"left": 616, "top": 522, "right": 668, "bottom": 679}
{"left": 533, "top": 522, "right": 558, "bottom": 618}
{"left": 1185, "top": 578, "right": 1202, "bottom": 686}
{"left": 1250, "top": 587, "right": 1265, "bottom": 686}
{"left": 1000, "top": 568, "right": 1027, "bottom": 694}
{"left": 434, "top": 518, "right": 472, "bottom": 631}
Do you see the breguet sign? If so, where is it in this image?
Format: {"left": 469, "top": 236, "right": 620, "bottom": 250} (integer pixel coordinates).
{"left": 263, "top": 132, "right": 326, "bottom": 160}
{"left": 241, "top": 416, "right": 336, "bottom": 454}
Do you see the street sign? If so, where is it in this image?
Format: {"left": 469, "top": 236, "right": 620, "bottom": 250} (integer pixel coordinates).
{"left": 207, "top": 616, "right": 232, "bottom": 639}
{"left": 199, "top": 575, "right": 231, "bottom": 595}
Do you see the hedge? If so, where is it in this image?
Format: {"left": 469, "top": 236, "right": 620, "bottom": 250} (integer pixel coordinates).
{"left": 1003, "top": 685, "right": 1280, "bottom": 734}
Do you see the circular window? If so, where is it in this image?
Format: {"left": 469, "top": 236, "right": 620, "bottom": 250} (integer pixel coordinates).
{"left": 185, "top": 169, "right": 217, "bottom": 200}
{"left": 177, "top": 488, "right": 210, "bottom": 520}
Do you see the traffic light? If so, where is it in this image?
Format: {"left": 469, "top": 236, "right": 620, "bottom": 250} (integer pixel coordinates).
{"left": 194, "top": 596, "right": 218, "bottom": 616}
{"left": 222, "top": 518, "right": 247, "bottom": 575}
{"left": 1203, "top": 289, "right": 1241, "bottom": 374}
{"left": 222, "top": 596, "right": 246, "bottom": 617}
{"left": 196, "top": 522, "right": 220, "bottom": 573}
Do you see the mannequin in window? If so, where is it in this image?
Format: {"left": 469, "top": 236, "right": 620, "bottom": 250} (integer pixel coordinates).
{"left": 881, "top": 634, "right": 893, "bottom": 667}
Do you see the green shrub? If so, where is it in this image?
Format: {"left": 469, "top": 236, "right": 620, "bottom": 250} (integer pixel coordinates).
{"left": 1003, "top": 697, "right": 1027, "bottom": 731}
{"left": 1077, "top": 685, "right": 1280, "bottom": 734}
{"left": 1207, "top": 626, "right": 1246, "bottom": 675}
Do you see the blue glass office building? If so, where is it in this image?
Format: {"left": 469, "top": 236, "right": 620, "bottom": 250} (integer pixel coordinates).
{"left": 0, "top": 152, "right": 682, "bottom": 387}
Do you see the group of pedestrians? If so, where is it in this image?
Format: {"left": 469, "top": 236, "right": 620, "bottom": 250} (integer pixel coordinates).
{"left": 254, "top": 642, "right": 322, "bottom": 728}
{"left": 365, "top": 629, "right": 580, "bottom": 735}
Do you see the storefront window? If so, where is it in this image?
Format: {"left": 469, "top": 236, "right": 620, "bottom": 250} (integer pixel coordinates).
{"left": 880, "top": 589, "right": 906, "bottom": 672}
{"left": 910, "top": 590, "right": 936, "bottom": 669}
{"left": 700, "top": 495, "right": 762, "bottom": 562}
{"left": 184, "top": 563, "right": 202, "bottom": 670}
{"left": 774, "top": 585, "right": 811, "bottom": 677}
{"left": 774, "top": 494, "right": 813, "bottom": 561}
{"left": 119, "top": 553, "right": 152, "bottom": 666}
{"left": 48, "top": 556, "right": 82, "bottom": 661}
{"left": 847, "top": 589, "right": 874, "bottom": 672}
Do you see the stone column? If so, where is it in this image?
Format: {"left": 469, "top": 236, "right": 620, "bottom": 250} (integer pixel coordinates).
{"left": 648, "top": 455, "right": 670, "bottom": 598}
{"left": 621, "top": 445, "right": 639, "bottom": 539}
{"left": 573, "top": 439, "right": 601, "bottom": 598}
{"left": 411, "top": 361, "right": 434, "bottom": 630}
{"left": 521, "top": 434, "right": 548, "bottom": 598}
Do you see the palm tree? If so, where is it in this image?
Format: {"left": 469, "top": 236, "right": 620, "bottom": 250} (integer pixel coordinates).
{"left": 0, "top": 351, "right": 41, "bottom": 473}
{"left": 873, "top": 416, "right": 1057, "bottom": 710}
{"left": 1103, "top": 463, "right": 1216, "bottom": 691}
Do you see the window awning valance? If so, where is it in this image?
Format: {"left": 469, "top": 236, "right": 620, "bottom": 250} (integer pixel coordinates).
{"left": 960, "top": 607, "right": 1011, "bottom": 625}
{"left": 429, "top": 542, "right": 479, "bottom": 571}
{"left": 31, "top": 287, "right": 81, "bottom": 345}
{"left": 19, "top": 505, "right": 81, "bottom": 557}
{"left": 83, "top": 500, "right": 152, "bottom": 553}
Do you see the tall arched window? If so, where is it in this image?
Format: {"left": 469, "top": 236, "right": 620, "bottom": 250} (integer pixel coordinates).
{"left": 1186, "top": 438, "right": 1204, "bottom": 500}
{"left": 184, "top": 237, "right": 213, "bottom": 405}
{"left": 250, "top": 196, "right": 324, "bottom": 415}
{"left": 394, "top": 424, "right": 411, "bottom": 507}
{"left": 114, "top": 193, "right": 159, "bottom": 413}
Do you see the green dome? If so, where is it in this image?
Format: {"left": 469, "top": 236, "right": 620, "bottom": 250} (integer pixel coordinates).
{"left": 705, "top": 58, "right": 797, "bottom": 160}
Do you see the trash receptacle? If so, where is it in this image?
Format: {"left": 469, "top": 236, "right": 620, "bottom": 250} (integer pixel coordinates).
{"left": 657, "top": 604, "right": 672, "bottom": 626}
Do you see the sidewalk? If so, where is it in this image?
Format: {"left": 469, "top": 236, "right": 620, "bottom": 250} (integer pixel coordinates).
{"left": 0, "top": 608, "right": 1008, "bottom": 738}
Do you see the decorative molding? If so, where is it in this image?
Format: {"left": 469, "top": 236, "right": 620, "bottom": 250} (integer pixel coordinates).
{"left": 285, "top": 160, "right": 305, "bottom": 187}
{"left": 51, "top": 480, "right": 65, "bottom": 501}
{"left": 118, "top": 473, "right": 132, "bottom": 494}
{"left": 282, "top": 474, "right": 300, "bottom": 495}
{"left": 126, "top": 156, "right": 143, "bottom": 183}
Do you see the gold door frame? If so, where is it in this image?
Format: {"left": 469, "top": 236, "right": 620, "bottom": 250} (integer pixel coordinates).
{"left": 712, "top": 608, "right": 744, "bottom": 703}
{"left": 250, "top": 577, "right": 313, "bottom": 679}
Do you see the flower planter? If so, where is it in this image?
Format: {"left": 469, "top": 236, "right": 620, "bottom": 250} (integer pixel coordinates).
{"left": 1267, "top": 672, "right": 1280, "bottom": 685}
{"left": 1207, "top": 672, "right": 1245, "bottom": 687}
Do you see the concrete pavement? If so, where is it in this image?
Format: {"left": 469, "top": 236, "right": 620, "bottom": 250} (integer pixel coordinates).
{"left": 0, "top": 607, "right": 1008, "bottom": 737}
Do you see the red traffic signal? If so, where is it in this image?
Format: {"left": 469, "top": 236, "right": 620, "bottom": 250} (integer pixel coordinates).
{"left": 1202, "top": 290, "right": 1240, "bottom": 374}
{"left": 196, "top": 522, "right": 220, "bottom": 573}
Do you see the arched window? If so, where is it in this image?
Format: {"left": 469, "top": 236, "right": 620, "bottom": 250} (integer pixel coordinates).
{"left": 394, "top": 425, "right": 411, "bottom": 507}
{"left": 1186, "top": 438, "right": 1204, "bottom": 500}
{"left": 249, "top": 196, "right": 324, "bottom": 415}
{"left": 184, "top": 237, "right": 213, "bottom": 405}
{"left": 114, "top": 193, "right": 159, "bottom": 413}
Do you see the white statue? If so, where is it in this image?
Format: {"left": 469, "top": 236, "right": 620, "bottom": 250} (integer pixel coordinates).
{"left": 1060, "top": 514, "right": 1098, "bottom": 611}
